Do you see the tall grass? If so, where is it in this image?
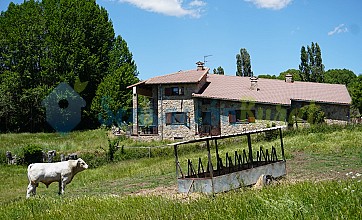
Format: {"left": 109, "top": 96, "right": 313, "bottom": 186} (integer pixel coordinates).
{"left": 1, "top": 180, "right": 361, "bottom": 219}
{"left": 0, "top": 124, "right": 361, "bottom": 219}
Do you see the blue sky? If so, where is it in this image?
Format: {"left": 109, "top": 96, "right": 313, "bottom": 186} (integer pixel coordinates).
{"left": 1, "top": 0, "right": 362, "bottom": 80}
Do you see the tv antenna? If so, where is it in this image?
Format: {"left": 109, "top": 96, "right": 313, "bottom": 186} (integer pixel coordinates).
{"left": 203, "top": 55, "right": 212, "bottom": 64}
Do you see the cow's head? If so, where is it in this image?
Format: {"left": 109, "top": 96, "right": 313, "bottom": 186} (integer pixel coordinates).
{"left": 77, "top": 158, "right": 89, "bottom": 170}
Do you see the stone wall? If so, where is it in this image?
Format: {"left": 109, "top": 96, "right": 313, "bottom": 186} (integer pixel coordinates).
{"left": 291, "top": 100, "right": 350, "bottom": 123}
{"left": 157, "top": 83, "right": 200, "bottom": 140}
{"left": 219, "top": 100, "right": 287, "bottom": 136}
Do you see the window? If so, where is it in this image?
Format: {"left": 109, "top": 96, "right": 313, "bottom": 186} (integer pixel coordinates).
{"left": 164, "top": 87, "right": 184, "bottom": 96}
{"left": 229, "top": 110, "right": 255, "bottom": 123}
{"left": 166, "top": 112, "right": 188, "bottom": 125}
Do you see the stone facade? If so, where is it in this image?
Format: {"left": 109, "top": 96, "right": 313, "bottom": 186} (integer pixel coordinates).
{"left": 131, "top": 72, "right": 350, "bottom": 140}
{"left": 218, "top": 100, "right": 287, "bottom": 136}
{"left": 157, "top": 83, "right": 202, "bottom": 140}
{"left": 291, "top": 100, "right": 350, "bottom": 124}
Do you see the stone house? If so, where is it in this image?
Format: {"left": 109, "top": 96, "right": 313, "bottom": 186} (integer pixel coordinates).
{"left": 128, "top": 62, "right": 351, "bottom": 140}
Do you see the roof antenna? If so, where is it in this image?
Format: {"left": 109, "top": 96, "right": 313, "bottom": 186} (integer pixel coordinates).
{"left": 203, "top": 55, "right": 212, "bottom": 64}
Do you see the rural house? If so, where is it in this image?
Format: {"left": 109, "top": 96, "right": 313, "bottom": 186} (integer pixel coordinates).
{"left": 128, "top": 62, "right": 351, "bottom": 140}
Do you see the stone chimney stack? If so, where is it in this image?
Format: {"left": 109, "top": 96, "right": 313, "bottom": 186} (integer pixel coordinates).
{"left": 250, "top": 76, "right": 258, "bottom": 90}
{"left": 285, "top": 74, "right": 293, "bottom": 83}
{"left": 196, "top": 61, "right": 205, "bottom": 71}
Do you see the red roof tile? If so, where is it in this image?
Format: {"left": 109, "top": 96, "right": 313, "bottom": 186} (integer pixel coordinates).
{"left": 193, "top": 74, "right": 351, "bottom": 105}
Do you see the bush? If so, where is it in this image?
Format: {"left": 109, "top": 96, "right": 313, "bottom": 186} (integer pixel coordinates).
{"left": 81, "top": 151, "right": 108, "bottom": 169}
{"left": 299, "top": 104, "right": 325, "bottom": 124}
{"left": 23, "top": 145, "right": 43, "bottom": 165}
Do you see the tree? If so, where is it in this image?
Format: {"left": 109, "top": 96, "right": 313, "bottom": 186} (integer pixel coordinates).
{"left": 91, "top": 35, "right": 138, "bottom": 127}
{"left": 236, "top": 48, "right": 252, "bottom": 77}
{"left": 258, "top": 74, "right": 277, "bottom": 79}
{"left": 277, "top": 69, "right": 302, "bottom": 81}
{"left": 213, "top": 66, "right": 224, "bottom": 75}
{"left": 299, "top": 46, "right": 310, "bottom": 81}
{"left": 349, "top": 75, "right": 362, "bottom": 115}
{"left": 299, "top": 104, "right": 325, "bottom": 124}
{"left": 90, "top": 35, "right": 138, "bottom": 127}
{"left": 324, "top": 69, "right": 357, "bottom": 87}
{"left": 0, "top": 0, "right": 133, "bottom": 132}
{"left": 299, "top": 42, "right": 324, "bottom": 82}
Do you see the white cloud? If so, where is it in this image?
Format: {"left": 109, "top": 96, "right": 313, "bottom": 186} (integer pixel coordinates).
{"left": 119, "top": 0, "right": 206, "bottom": 18}
{"left": 328, "top": 24, "right": 348, "bottom": 36}
{"left": 245, "top": 0, "right": 292, "bottom": 10}
{"left": 189, "top": 0, "right": 206, "bottom": 7}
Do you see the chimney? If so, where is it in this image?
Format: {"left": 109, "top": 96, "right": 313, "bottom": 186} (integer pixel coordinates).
{"left": 196, "top": 61, "right": 205, "bottom": 71}
{"left": 285, "top": 74, "right": 293, "bottom": 83}
{"left": 250, "top": 76, "right": 258, "bottom": 90}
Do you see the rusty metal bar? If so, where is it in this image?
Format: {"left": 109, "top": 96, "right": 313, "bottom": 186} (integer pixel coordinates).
{"left": 265, "top": 149, "right": 270, "bottom": 162}
{"left": 279, "top": 128, "right": 285, "bottom": 161}
{"left": 228, "top": 155, "right": 233, "bottom": 172}
{"left": 198, "top": 158, "right": 204, "bottom": 175}
{"left": 188, "top": 159, "right": 198, "bottom": 177}
{"left": 206, "top": 140, "right": 214, "bottom": 193}
{"left": 215, "top": 139, "right": 221, "bottom": 171}
{"left": 247, "top": 134, "right": 253, "bottom": 167}
{"left": 225, "top": 152, "right": 229, "bottom": 167}
{"left": 177, "top": 161, "right": 184, "bottom": 178}
{"left": 242, "top": 149, "right": 248, "bottom": 164}
{"left": 174, "top": 145, "right": 179, "bottom": 178}
{"left": 271, "top": 146, "right": 278, "bottom": 162}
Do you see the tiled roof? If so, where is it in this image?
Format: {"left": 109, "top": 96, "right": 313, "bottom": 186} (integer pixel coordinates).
{"left": 128, "top": 68, "right": 209, "bottom": 88}
{"left": 192, "top": 74, "right": 351, "bottom": 105}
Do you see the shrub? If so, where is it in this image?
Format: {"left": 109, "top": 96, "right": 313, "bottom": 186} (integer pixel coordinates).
{"left": 81, "top": 151, "right": 108, "bottom": 169}
{"left": 107, "top": 138, "right": 120, "bottom": 162}
{"left": 23, "top": 145, "right": 43, "bottom": 165}
{"left": 265, "top": 122, "right": 278, "bottom": 141}
{"left": 299, "top": 104, "right": 325, "bottom": 124}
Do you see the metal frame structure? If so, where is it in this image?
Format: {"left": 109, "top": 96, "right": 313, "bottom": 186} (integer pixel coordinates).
{"left": 169, "top": 126, "right": 287, "bottom": 194}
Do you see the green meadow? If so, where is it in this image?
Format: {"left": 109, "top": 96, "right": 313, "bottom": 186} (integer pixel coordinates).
{"left": 0, "top": 125, "right": 362, "bottom": 219}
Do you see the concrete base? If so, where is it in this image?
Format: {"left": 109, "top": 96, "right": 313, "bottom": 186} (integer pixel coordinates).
{"left": 178, "top": 161, "right": 286, "bottom": 194}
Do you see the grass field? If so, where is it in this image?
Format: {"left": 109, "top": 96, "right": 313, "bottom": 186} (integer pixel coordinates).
{"left": 0, "top": 125, "right": 361, "bottom": 219}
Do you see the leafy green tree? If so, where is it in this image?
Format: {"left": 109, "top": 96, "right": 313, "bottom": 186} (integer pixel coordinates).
{"left": 299, "top": 46, "right": 310, "bottom": 81}
{"left": 92, "top": 63, "right": 138, "bottom": 127}
{"left": 0, "top": 0, "right": 122, "bottom": 132}
{"left": 91, "top": 34, "right": 138, "bottom": 127}
{"left": 349, "top": 75, "right": 362, "bottom": 115}
{"left": 258, "top": 74, "right": 277, "bottom": 79}
{"left": 277, "top": 69, "right": 302, "bottom": 81}
{"left": 213, "top": 66, "right": 224, "bottom": 75}
{"left": 324, "top": 69, "right": 357, "bottom": 87}
{"left": 236, "top": 48, "right": 252, "bottom": 77}
{"left": 299, "top": 42, "right": 324, "bottom": 82}
{"left": 0, "top": 1, "right": 50, "bottom": 132}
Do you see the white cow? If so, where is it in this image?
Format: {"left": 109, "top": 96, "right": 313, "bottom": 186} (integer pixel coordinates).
{"left": 26, "top": 158, "right": 88, "bottom": 198}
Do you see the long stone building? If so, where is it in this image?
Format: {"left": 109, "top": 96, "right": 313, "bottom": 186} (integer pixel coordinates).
{"left": 128, "top": 62, "right": 351, "bottom": 140}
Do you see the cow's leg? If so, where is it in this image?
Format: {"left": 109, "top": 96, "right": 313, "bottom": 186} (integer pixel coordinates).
{"left": 26, "top": 183, "right": 36, "bottom": 198}
{"left": 58, "top": 181, "right": 63, "bottom": 195}
{"left": 59, "top": 177, "right": 68, "bottom": 195}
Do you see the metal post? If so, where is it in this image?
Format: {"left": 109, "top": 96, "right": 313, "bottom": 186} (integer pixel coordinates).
{"left": 247, "top": 133, "right": 253, "bottom": 167}
{"left": 279, "top": 128, "right": 285, "bottom": 161}
{"left": 206, "top": 140, "right": 214, "bottom": 193}
{"left": 174, "top": 145, "right": 179, "bottom": 178}
{"left": 215, "top": 139, "right": 220, "bottom": 161}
